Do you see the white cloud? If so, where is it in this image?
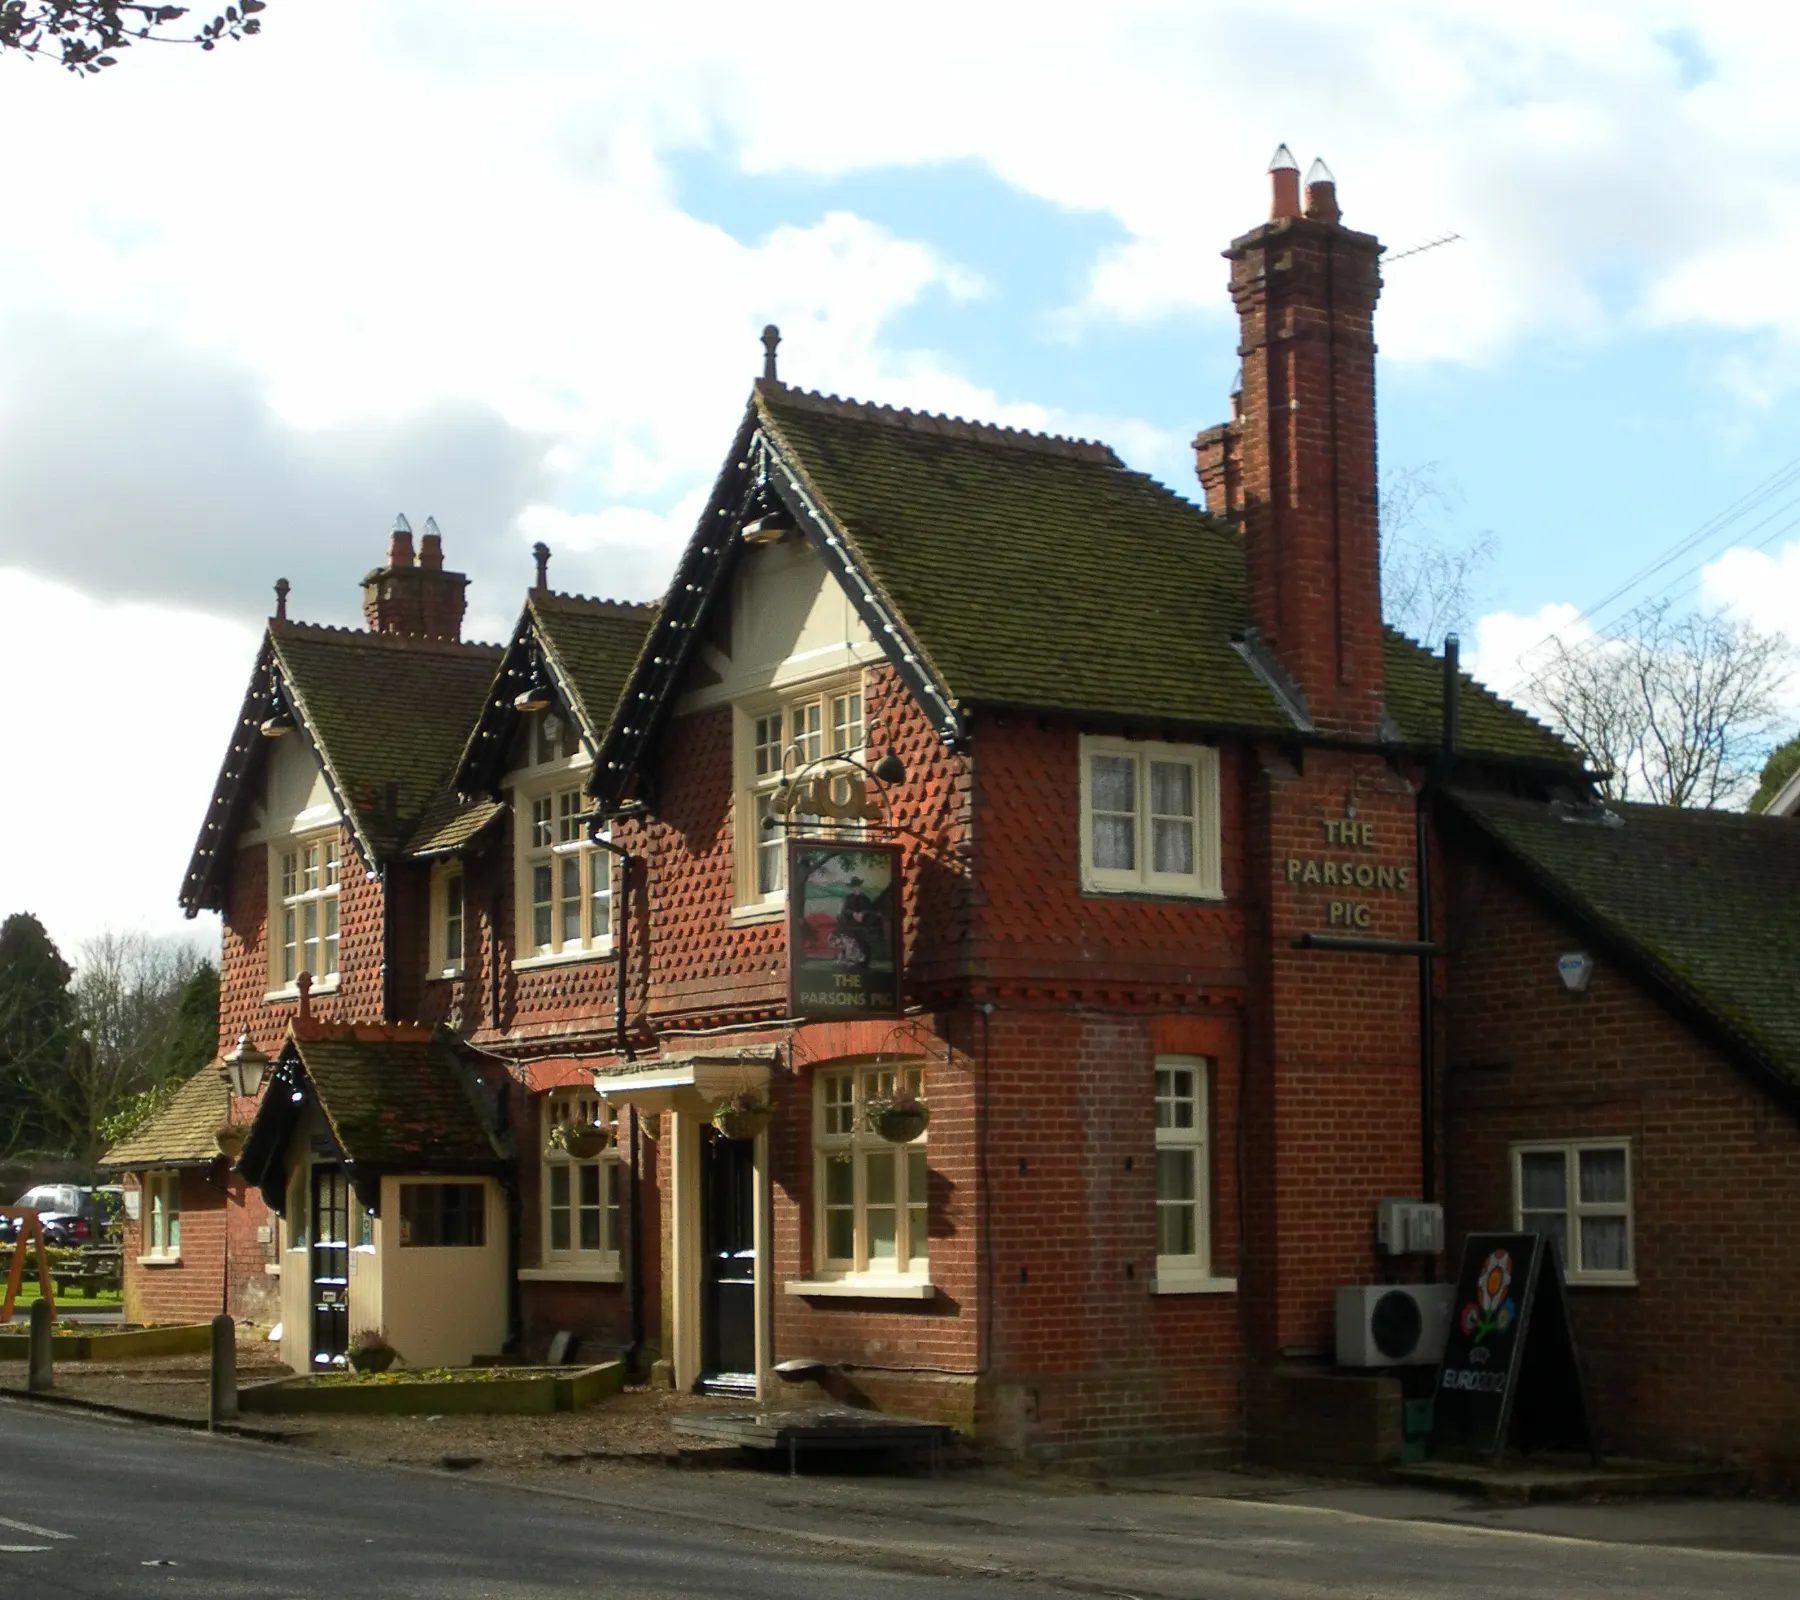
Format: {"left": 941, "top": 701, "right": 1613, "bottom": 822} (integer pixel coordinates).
{"left": 1466, "top": 600, "right": 1592, "bottom": 710}
{"left": 0, "top": 569, "right": 251, "bottom": 959}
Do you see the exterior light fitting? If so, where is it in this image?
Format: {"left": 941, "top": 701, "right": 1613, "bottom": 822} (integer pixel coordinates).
{"left": 221, "top": 1032, "right": 270, "bottom": 1099}
{"left": 512, "top": 652, "right": 552, "bottom": 714}
{"left": 740, "top": 505, "right": 794, "bottom": 546}
{"left": 874, "top": 751, "right": 906, "bottom": 786}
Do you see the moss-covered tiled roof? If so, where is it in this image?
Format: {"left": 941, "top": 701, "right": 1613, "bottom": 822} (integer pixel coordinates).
{"left": 284, "top": 1028, "right": 506, "bottom": 1170}
{"left": 404, "top": 794, "right": 505, "bottom": 859}
{"left": 756, "top": 385, "right": 1293, "bottom": 730}
{"left": 754, "top": 385, "right": 1578, "bottom": 765}
{"left": 272, "top": 623, "right": 504, "bottom": 860}
{"left": 1449, "top": 793, "right": 1800, "bottom": 1092}
{"left": 532, "top": 593, "right": 657, "bottom": 747}
{"left": 100, "top": 1066, "right": 227, "bottom": 1168}
{"left": 1383, "top": 632, "right": 1576, "bottom": 765}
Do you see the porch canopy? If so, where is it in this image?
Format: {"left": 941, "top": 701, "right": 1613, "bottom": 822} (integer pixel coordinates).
{"left": 237, "top": 1024, "right": 510, "bottom": 1218}
{"left": 592, "top": 1048, "right": 778, "bottom": 1117}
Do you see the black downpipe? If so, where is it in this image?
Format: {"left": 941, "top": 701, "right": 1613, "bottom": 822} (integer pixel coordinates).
{"left": 502, "top": 1074, "right": 523, "bottom": 1353}
{"left": 1418, "top": 634, "right": 1459, "bottom": 1207}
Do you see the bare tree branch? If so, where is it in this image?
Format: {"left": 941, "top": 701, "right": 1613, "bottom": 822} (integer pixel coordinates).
{"left": 1380, "top": 463, "right": 1497, "bottom": 647}
{"left": 1531, "top": 601, "right": 1792, "bottom": 808}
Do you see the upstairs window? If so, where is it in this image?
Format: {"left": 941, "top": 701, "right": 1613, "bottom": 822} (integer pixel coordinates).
{"left": 739, "top": 678, "right": 864, "bottom": 908}
{"left": 1079, "top": 737, "right": 1221, "bottom": 899}
{"left": 272, "top": 832, "right": 340, "bottom": 990}
{"left": 431, "top": 865, "right": 465, "bottom": 977}
{"left": 509, "top": 707, "right": 610, "bottom": 965}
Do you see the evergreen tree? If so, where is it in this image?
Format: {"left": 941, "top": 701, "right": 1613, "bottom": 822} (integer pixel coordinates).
{"left": 1750, "top": 734, "right": 1800, "bottom": 815}
{"left": 0, "top": 912, "right": 76, "bottom": 1155}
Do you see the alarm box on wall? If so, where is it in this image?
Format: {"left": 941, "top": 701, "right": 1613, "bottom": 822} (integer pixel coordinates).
{"left": 1376, "top": 1198, "right": 1445, "bottom": 1256}
{"left": 1335, "top": 1283, "right": 1455, "bottom": 1368}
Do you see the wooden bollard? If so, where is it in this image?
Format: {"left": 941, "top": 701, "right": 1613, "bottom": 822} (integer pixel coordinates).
{"left": 27, "top": 1297, "right": 53, "bottom": 1393}
{"left": 208, "top": 1313, "right": 237, "bottom": 1427}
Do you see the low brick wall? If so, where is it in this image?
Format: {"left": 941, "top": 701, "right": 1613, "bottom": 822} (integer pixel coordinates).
{"left": 240, "top": 1360, "right": 624, "bottom": 1416}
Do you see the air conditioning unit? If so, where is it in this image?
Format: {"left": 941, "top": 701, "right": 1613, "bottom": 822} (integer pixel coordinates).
{"left": 1376, "top": 1198, "right": 1444, "bottom": 1256}
{"left": 1335, "top": 1283, "right": 1455, "bottom": 1368}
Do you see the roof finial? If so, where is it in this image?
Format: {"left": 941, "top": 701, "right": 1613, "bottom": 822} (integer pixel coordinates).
{"left": 533, "top": 541, "right": 551, "bottom": 593}
{"left": 296, "top": 970, "right": 313, "bottom": 1026}
{"left": 274, "top": 577, "right": 290, "bottom": 622}
{"left": 761, "top": 324, "right": 781, "bottom": 383}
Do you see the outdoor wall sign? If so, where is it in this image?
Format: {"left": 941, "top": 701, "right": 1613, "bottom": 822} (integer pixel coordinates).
{"left": 1284, "top": 816, "right": 1412, "bottom": 930}
{"left": 786, "top": 838, "right": 902, "bottom": 1020}
{"left": 1431, "top": 1231, "right": 1600, "bottom": 1464}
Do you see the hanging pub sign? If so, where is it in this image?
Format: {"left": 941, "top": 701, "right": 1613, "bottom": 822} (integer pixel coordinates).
{"left": 786, "top": 838, "right": 902, "bottom": 1021}
{"left": 1432, "top": 1231, "right": 1601, "bottom": 1465}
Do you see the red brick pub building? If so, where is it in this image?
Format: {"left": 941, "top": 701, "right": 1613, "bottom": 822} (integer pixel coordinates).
{"left": 105, "top": 153, "right": 1800, "bottom": 1478}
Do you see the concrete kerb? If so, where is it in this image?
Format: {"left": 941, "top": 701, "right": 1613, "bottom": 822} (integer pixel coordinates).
{"left": 0, "top": 1384, "right": 301, "bottom": 1443}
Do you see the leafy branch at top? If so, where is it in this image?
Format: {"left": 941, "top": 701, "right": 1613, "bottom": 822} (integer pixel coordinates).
{"left": 0, "top": 2, "right": 265, "bottom": 77}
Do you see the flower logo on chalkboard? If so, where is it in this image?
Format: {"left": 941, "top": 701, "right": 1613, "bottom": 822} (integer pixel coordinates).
{"left": 1458, "top": 1248, "right": 1518, "bottom": 1345}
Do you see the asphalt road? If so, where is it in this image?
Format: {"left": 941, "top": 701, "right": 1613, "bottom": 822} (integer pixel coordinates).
{"left": 6, "top": 1398, "right": 1800, "bottom": 1600}
{"left": 0, "top": 1401, "right": 1056, "bottom": 1599}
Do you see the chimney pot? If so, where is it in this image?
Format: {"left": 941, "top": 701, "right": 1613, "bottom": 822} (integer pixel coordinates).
{"left": 420, "top": 515, "right": 444, "bottom": 572}
{"left": 1268, "top": 143, "right": 1301, "bottom": 220}
{"left": 388, "top": 514, "right": 415, "bottom": 569}
{"left": 1304, "top": 157, "right": 1340, "bottom": 224}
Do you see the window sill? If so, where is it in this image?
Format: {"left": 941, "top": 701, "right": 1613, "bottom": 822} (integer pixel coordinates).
{"left": 1566, "top": 1276, "right": 1637, "bottom": 1289}
{"left": 1154, "top": 1274, "right": 1237, "bottom": 1296}
{"left": 428, "top": 967, "right": 464, "bottom": 983}
{"left": 729, "top": 903, "right": 784, "bottom": 927}
{"left": 265, "top": 976, "right": 341, "bottom": 1004}
{"left": 1080, "top": 882, "right": 1226, "bottom": 904}
{"left": 518, "top": 1265, "right": 624, "bottom": 1285}
{"left": 138, "top": 1254, "right": 182, "bottom": 1268}
{"left": 786, "top": 1278, "right": 935, "bottom": 1301}
{"left": 264, "top": 1262, "right": 282, "bottom": 1276}
{"left": 512, "top": 949, "right": 615, "bottom": 973}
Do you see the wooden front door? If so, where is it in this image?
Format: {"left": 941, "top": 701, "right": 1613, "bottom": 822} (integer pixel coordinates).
{"left": 699, "top": 1126, "right": 756, "bottom": 1390}
{"left": 309, "top": 1166, "right": 349, "bottom": 1366}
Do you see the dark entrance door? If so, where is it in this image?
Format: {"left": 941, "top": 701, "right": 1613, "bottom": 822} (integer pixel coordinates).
{"left": 699, "top": 1125, "right": 756, "bottom": 1391}
{"left": 310, "top": 1166, "right": 349, "bottom": 1367}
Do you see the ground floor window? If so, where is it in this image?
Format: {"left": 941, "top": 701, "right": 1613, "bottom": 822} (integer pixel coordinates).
{"left": 541, "top": 1091, "right": 621, "bottom": 1270}
{"left": 397, "top": 1181, "right": 487, "bottom": 1248}
{"left": 1512, "top": 1140, "right": 1634, "bottom": 1284}
{"left": 814, "top": 1063, "right": 928, "bottom": 1280}
{"left": 144, "top": 1171, "right": 180, "bottom": 1259}
{"left": 1154, "top": 1056, "right": 1212, "bottom": 1288}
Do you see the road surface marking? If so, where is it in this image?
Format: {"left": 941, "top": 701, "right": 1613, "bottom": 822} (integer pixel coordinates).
{"left": 0, "top": 1516, "right": 71, "bottom": 1541}
{"left": 0, "top": 1544, "right": 52, "bottom": 1553}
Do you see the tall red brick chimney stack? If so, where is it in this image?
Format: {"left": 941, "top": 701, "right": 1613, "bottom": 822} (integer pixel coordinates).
{"left": 361, "top": 514, "right": 468, "bottom": 639}
{"left": 1195, "top": 146, "right": 1386, "bottom": 736}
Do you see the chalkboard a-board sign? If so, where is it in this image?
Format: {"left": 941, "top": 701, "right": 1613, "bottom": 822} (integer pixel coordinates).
{"left": 1432, "top": 1232, "right": 1600, "bottom": 1464}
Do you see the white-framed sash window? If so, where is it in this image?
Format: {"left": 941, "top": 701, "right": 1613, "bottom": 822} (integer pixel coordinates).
{"left": 541, "top": 1091, "right": 621, "bottom": 1272}
{"left": 144, "top": 1171, "right": 181, "bottom": 1260}
{"left": 811, "top": 1063, "right": 928, "bottom": 1282}
{"left": 1513, "top": 1140, "right": 1635, "bottom": 1285}
{"left": 737, "top": 678, "right": 865, "bottom": 909}
{"left": 1080, "top": 737, "right": 1221, "bottom": 899}
{"left": 431, "top": 863, "right": 465, "bottom": 977}
{"left": 271, "top": 831, "right": 340, "bottom": 990}
{"left": 1154, "top": 1056, "right": 1213, "bottom": 1290}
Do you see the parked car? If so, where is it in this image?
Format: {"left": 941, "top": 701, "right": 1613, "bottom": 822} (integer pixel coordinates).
{"left": 3, "top": 1183, "right": 123, "bottom": 1247}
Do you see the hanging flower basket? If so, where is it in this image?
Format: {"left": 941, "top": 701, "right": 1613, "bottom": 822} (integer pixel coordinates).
{"left": 549, "top": 1121, "right": 611, "bottom": 1160}
{"left": 870, "top": 1092, "right": 929, "bottom": 1144}
{"left": 712, "top": 1090, "right": 772, "bottom": 1142}
{"left": 214, "top": 1122, "right": 249, "bottom": 1160}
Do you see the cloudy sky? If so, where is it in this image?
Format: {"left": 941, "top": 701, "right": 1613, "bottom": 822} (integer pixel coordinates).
{"left": 5, "top": 0, "right": 1800, "bottom": 962}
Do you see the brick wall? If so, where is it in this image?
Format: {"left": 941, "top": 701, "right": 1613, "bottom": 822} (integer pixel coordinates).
{"left": 119, "top": 1169, "right": 228, "bottom": 1326}
{"left": 1444, "top": 850, "right": 1800, "bottom": 1480}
